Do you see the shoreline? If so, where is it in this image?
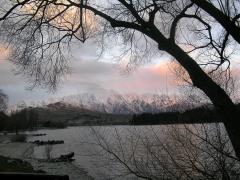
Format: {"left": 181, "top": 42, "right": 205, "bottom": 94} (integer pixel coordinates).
{"left": 0, "top": 134, "right": 94, "bottom": 180}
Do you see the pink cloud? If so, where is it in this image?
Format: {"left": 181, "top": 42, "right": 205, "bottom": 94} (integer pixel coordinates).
{"left": 0, "top": 45, "right": 11, "bottom": 61}
{"left": 110, "top": 62, "right": 177, "bottom": 93}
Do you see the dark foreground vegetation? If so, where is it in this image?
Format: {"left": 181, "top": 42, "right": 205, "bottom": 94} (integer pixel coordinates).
{"left": 131, "top": 104, "right": 240, "bottom": 125}
{"left": 0, "top": 102, "right": 130, "bottom": 133}
{"left": 0, "top": 109, "right": 38, "bottom": 134}
{"left": 0, "top": 156, "right": 42, "bottom": 173}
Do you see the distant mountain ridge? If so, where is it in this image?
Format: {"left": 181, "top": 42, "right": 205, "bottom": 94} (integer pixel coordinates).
{"left": 28, "top": 101, "right": 131, "bottom": 127}
{"left": 5, "top": 92, "right": 220, "bottom": 128}
{"left": 59, "top": 93, "right": 207, "bottom": 115}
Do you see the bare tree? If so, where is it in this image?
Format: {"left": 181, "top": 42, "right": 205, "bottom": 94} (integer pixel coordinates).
{"left": 89, "top": 124, "right": 240, "bottom": 179}
{"left": 191, "top": 0, "right": 240, "bottom": 44}
{"left": 0, "top": 0, "right": 240, "bottom": 158}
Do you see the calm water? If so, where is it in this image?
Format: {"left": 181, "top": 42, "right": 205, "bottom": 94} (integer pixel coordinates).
{"left": 26, "top": 125, "right": 170, "bottom": 179}
{"left": 26, "top": 124, "right": 227, "bottom": 179}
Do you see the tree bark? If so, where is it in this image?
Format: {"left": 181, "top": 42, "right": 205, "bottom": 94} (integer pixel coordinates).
{"left": 163, "top": 40, "right": 240, "bottom": 159}
{"left": 191, "top": 0, "right": 240, "bottom": 44}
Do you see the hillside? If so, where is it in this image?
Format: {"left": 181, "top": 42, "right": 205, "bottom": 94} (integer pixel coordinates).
{"left": 31, "top": 102, "right": 131, "bottom": 127}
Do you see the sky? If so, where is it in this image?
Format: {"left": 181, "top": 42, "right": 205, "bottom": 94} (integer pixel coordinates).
{"left": 1, "top": 38, "right": 240, "bottom": 107}
{"left": 0, "top": 41, "right": 178, "bottom": 107}
{"left": 1, "top": 1, "right": 240, "bottom": 108}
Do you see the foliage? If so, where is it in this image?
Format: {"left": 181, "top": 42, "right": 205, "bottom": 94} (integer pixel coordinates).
{"left": 132, "top": 104, "right": 240, "bottom": 125}
{"left": 0, "top": 112, "right": 9, "bottom": 131}
{"left": 1, "top": 108, "right": 39, "bottom": 133}
{"left": 131, "top": 106, "right": 219, "bottom": 125}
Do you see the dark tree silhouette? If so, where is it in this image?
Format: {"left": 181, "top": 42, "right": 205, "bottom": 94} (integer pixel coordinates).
{"left": 191, "top": 0, "right": 240, "bottom": 44}
{"left": 0, "top": 89, "right": 8, "bottom": 112}
{"left": 0, "top": 0, "right": 240, "bottom": 158}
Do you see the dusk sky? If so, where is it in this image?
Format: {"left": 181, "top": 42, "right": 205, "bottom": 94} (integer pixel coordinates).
{"left": 1, "top": 36, "right": 240, "bottom": 107}
{"left": 0, "top": 1, "right": 240, "bottom": 108}
{"left": 0, "top": 40, "right": 178, "bottom": 106}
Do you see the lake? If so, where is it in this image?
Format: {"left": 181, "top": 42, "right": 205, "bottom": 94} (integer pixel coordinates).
{"left": 27, "top": 125, "right": 174, "bottom": 179}
{"left": 26, "top": 123, "right": 235, "bottom": 179}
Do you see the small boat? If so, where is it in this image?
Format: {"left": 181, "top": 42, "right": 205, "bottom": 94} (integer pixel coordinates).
{"left": 40, "top": 152, "right": 75, "bottom": 163}
{"left": 59, "top": 152, "right": 74, "bottom": 160}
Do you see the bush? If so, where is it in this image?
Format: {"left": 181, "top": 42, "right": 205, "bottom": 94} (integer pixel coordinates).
{"left": 10, "top": 134, "right": 26, "bottom": 142}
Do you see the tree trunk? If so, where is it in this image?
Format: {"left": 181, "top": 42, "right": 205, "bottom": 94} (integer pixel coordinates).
{"left": 162, "top": 41, "right": 240, "bottom": 159}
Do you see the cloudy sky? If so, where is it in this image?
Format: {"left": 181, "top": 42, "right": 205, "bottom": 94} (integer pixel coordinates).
{"left": 0, "top": 40, "right": 179, "bottom": 106}
{"left": 1, "top": 38, "right": 240, "bottom": 107}
{"left": 1, "top": 1, "right": 240, "bottom": 108}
